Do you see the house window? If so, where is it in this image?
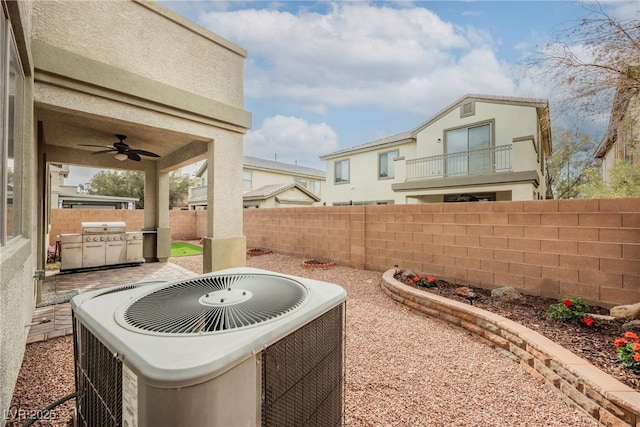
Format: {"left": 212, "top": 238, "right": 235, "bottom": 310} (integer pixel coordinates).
{"left": 243, "top": 170, "right": 252, "bottom": 190}
{"left": 378, "top": 150, "right": 398, "bottom": 179}
{"left": 445, "top": 122, "right": 491, "bottom": 176}
{"left": 1, "top": 16, "right": 25, "bottom": 245}
{"left": 294, "top": 177, "right": 321, "bottom": 194}
{"left": 334, "top": 159, "right": 349, "bottom": 183}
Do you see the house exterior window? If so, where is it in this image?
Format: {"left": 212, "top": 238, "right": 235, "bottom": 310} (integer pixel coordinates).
{"left": 243, "top": 170, "right": 252, "bottom": 189}
{"left": 378, "top": 150, "right": 398, "bottom": 179}
{"left": 445, "top": 122, "right": 491, "bottom": 176}
{"left": 294, "top": 177, "right": 321, "bottom": 194}
{"left": 334, "top": 159, "right": 349, "bottom": 183}
{"left": 1, "top": 15, "right": 25, "bottom": 245}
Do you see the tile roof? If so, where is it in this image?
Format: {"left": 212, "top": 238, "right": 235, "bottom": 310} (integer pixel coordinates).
{"left": 243, "top": 155, "right": 325, "bottom": 178}
{"left": 320, "top": 131, "right": 414, "bottom": 159}
{"left": 243, "top": 182, "right": 320, "bottom": 202}
{"left": 196, "top": 156, "right": 325, "bottom": 178}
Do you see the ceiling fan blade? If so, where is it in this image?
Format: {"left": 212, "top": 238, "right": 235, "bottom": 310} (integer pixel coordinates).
{"left": 91, "top": 149, "right": 116, "bottom": 155}
{"left": 79, "top": 144, "right": 115, "bottom": 149}
{"left": 130, "top": 149, "right": 160, "bottom": 158}
{"left": 127, "top": 152, "right": 142, "bottom": 161}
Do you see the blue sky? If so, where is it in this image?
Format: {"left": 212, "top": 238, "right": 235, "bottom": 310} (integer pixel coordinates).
{"left": 66, "top": 1, "right": 639, "bottom": 184}
{"left": 154, "top": 0, "right": 639, "bottom": 171}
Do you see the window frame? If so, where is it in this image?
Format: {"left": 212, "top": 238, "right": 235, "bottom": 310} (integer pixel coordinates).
{"left": 378, "top": 149, "right": 399, "bottom": 179}
{"left": 294, "top": 177, "right": 320, "bottom": 195}
{"left": 1, "top": 12, "right": 25, "bottom": 246}
{"left": 443, "top": 119, "right": 494, "bottom": 177}
{"left": 242, "top": 169, "right": 252, "bottom": 190}
{"left": 334, "top": 159, "right": 350, "bottom": 184}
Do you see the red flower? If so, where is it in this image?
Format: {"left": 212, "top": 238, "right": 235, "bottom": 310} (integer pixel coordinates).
{"left": 634, "top": 353, "right": 640, "bottom": 363}
{"left": 614, "top": 338, "right": 629, "bottom": 348}
{"left": 563, "top": 299, "right": 573, "bottom": 307}
{"left": 582, "top": 317, "right": 594, "bottom": 327}
{"left": 633, "top": 343, "right": 640, "bottom": 352}
{"left": 624, "top": 331, "right": 640, "bottom": 342}
{"left": 428, "top": 276, "right": 436, "bottom": 283}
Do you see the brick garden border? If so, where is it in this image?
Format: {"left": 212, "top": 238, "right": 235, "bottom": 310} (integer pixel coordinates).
{"left": 381, "top": 269, "right": 640, "bottom": 427}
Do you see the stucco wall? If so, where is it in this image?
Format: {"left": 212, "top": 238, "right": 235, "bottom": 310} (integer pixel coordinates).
{"left": 31, "top": 0, "right": 245, "bottom": 108}
{"left": 324, "top": 142, "right": 416, "bottom": 205}
{"left": 1, "top": 0, "right": 35, "bottom": 420}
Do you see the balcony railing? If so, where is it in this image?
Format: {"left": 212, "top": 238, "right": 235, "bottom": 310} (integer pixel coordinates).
{"left": 188, "top": 185, "right": 207, "bottom": 201}
{"left": 405, "top": 145, "right": 512, "bottom": 181}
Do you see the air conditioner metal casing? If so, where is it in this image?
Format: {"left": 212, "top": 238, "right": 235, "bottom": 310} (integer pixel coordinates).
{"left": 71, "top": 267, "right": 347, "bottom": 427}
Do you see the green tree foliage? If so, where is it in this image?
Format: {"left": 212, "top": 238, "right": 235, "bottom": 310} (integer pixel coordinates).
{"left": 545, "top": 129, "right": 596, "bottom": 199}
{"left": 86, "top": 170, "right": 193, "bottom": 209}
{"left": 169, "top": 172, "right": 192, "bottom": 209}
{"left": 578, "top": 157, "right": 640, "bottom": 198}
{"left": 86, "top": 170, "right": 145, "bottom": 208}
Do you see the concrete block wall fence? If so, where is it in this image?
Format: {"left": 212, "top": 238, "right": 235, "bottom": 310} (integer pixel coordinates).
{"left": 244, "top": 199, "right": 640, "bottom": 307}
{"left": 49, "top": 209, "right": 208, "bottom": 245}
{"left": 50, "top": 198, "right": 639, "bottom": 307}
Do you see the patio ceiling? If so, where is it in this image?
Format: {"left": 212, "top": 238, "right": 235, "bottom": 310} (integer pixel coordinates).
{"left": 38, "top": 106, "right": 209, "bottom": 173}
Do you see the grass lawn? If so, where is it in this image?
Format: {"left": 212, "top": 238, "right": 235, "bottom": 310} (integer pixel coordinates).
{"left": 171, "top": 241, "right": 203, "bottom": 257}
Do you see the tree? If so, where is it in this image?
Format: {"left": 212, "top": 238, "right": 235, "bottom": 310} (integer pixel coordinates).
{"left": 86, "top": 170, "right": 193, "bottom": 209}
{"left": 86, "top": 170, "right": 145, "bottom": 208}
{"left": 528, "top": 2, "right": 640, "bottom": 120}
{"left": 169, "top": 172, "right": 192, "bottom": 209}
{"left": 545, "top": 129, "right": 597, "bottom": 199}
{"left": 578, "top": 156, "right": 640, "bottom": 198}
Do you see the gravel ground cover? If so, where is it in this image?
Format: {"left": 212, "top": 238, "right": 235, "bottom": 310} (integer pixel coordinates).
{"left": 8, "top": 253, "right": 599, "bottom": 426}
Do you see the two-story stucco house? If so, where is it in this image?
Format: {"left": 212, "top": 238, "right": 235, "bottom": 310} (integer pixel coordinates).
{"left": 321, "top": 94, "right": 552, "bottom": 205}
{"left": 594, "top": 68, "right": 640, "bottom": 183}
{"left": 188, "top": 156, "right": 325, "bottom": 209}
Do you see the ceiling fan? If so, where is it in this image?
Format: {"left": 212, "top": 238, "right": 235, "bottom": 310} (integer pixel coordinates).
{"left": 79, "top": 134, "right": 161, "bottom": 161}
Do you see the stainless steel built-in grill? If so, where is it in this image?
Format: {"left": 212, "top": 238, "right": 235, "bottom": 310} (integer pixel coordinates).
{"left": 60, "top": 222, "right": 143, "bottom": 271}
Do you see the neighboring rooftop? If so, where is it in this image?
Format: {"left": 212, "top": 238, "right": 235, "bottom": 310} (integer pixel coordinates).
{"left": 243, "top": 183, "right": 320, "bottom": 202}
{"left": 195, "top": 156, "right": 326, "bottom": 179}
{"left": 320, "top": 132, "right": 414, "bottom": 160}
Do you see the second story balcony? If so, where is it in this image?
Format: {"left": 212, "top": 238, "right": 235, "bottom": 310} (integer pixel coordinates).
{"left": 188, "top": 185, "right": 207, "bottom": 203}
{"left": 405, "top": 145, "right": 512, "bottom": 181}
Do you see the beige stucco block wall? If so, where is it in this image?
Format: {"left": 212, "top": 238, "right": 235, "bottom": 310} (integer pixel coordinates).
{"left": 31, "top": 0, "right": 245, "bottom": 108}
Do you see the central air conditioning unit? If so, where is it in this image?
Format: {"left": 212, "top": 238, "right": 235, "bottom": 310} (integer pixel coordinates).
{"left": 70, "top": 267, "right": 347, "bottom": 427}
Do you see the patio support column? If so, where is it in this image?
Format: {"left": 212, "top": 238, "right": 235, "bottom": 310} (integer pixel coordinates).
{"left": 203, "top": 132, "right": 246, "bottom": 273}
{"left": 143, "top": 167, "right": 158, "bottom": 261}
{"left": 156, "top": 170, "right": 171, "bottom": 262}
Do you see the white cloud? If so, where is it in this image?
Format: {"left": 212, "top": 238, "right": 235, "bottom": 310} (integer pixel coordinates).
{"left": 243, "top": 115, "right": 338, "bottom": 168}
{"left": 198, "top": 3, "right": 515, "bottom": 115}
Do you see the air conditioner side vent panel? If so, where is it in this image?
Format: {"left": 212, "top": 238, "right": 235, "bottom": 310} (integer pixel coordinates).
{"left": 261, "top": 303, "right": 345, "bottom": 426}
{"left": 74, "top": 317, "right": 123, "bottom": 427}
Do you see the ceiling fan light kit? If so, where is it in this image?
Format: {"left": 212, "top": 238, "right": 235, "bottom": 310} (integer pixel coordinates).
{"left": 79, "top": 134, "right": 161, "bottom": 162}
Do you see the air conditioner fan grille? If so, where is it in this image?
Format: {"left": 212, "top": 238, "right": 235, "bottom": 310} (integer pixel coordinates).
{"left": 122, "top": 274, "right": 307, "bottom": 334}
